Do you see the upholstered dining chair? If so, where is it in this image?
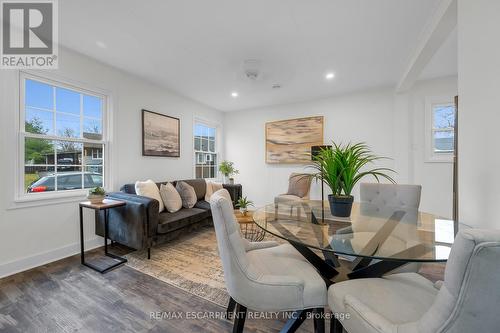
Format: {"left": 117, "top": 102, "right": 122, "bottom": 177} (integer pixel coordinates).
{"left": 328, "top": 229, "right": 500, "bottom": 333}
{"left": 336, "top": 183, "right": 423, "bottom": 274}
{"left": 274, "top": 173, "right": 312, "bottom": 217}
{"left": 210, "top": 189, "right": 327, "bottom": 333}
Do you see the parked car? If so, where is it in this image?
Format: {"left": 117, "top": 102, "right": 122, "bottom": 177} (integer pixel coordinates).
{"left": 27, "top": 172, "right": 103, "bottom": 193}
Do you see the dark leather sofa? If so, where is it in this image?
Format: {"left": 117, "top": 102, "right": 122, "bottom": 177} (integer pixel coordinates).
{"left": 95, "top": 179, "right": 214, "bottom": 259}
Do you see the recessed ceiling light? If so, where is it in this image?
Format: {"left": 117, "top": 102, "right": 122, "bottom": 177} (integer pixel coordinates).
{"left": 231, "top": 91, "right": 239, "bottom": 98}
{"left": 325, "top": 72, "right": 335, "bottom": 80}
{"left": 96, "top": 41, "right": 107, "bottom": 49}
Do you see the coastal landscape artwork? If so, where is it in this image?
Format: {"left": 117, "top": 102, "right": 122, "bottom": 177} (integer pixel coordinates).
{"left": 265, "top": 116, "right": 323, "bottom": 163}
{"left": 142, "top": 109, "right": 180, "bottom": 157}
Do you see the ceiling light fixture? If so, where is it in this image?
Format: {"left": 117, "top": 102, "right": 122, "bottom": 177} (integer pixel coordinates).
{"left": 231, "top": 91, "right": 239, "bottom": 98}
{"left": 325, "top": 72, "right": 335, "bottom": 80}
{"left": 96, "top": 41, "right": 107, "bottom": 49}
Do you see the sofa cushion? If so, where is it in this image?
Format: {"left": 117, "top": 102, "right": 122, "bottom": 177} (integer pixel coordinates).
{"left": 157, "top": 208, "right": 211, "bottom": 234}
{"left": 135, "top": 179, "right": 164, "bottom": 212}
{"left": 176, "top": 181, "right": 197, "bottom": 208}
{"left": 286, "top": 173, "right": 311, "bottom": 198}
{"left": 194, "top": 200, "right": 211, "bottom": 210}
{"left": 173, "top": 179, "right": 206, "bottom": 201}
{"left": 159, "top": 183, "right": 182, "bottom": 213}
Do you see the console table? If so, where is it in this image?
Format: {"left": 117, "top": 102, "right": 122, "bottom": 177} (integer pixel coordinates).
{"left": 79, "top": 199, "right": 127, "bottom": 273}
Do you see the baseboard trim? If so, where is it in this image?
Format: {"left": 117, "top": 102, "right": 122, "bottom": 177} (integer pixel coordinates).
{"left": 0, "top": 237, "right": 103, "bottom": 279}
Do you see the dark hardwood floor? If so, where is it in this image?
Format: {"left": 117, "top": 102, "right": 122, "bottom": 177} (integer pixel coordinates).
{"left": 0, "top": 246, "right": 444, "bottom": 333}
{"left": 0, "top": 248, "right": 317, "bottom": 333}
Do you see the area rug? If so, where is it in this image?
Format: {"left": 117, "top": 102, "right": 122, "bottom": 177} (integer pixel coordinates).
{"left": 125, "top": 225, "right": 231, "bottom": 307}
{"left": 124, "top": 225, "right": 444, "bottom": 308}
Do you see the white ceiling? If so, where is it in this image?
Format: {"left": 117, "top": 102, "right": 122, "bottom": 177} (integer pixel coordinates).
{"left": 59, "top": 0, "right": 452, "bottom": 111}
{"left": 419, "top": 28, "right": 457, "bottom": 81}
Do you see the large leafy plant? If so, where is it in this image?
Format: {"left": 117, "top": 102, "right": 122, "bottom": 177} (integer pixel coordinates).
{"left": 308, "top": 142, "right": 396, "bottom": 197}
{"left": 219, "top": 160, "right": 239, "bottom": 177}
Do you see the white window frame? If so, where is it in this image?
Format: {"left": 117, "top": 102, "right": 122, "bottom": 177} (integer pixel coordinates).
{"left": 16, "top": 71, "right": 111, "bottom": 202}
{"left": 425, "top": 96, "right": 455, "bottom": 163}
{"left": 193, "top": 118, "right": 220, "bottom": 180}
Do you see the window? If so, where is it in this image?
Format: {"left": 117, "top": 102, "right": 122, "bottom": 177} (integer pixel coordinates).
{"left": 432, "top": 104, "right": 455, "bottom": 153}
{"left": 194, "top": 122, "right": 217, "bottom": 179}
{"left": 425, "top": 97, "right": 456, "bottom": 162}
{"left": 21, "top": 74, "right": 107, "bottom": 196}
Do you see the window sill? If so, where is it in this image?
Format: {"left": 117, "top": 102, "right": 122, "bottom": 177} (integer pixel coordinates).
{"left": 425, "top": 155, "right": 454, "bottom": 163}
{"left": 9, "top": 190, "right": 88, "bottom": 210}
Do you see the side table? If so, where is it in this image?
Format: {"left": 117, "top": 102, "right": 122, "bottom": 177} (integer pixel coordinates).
{"left": 234, "top": 210, "right": 266, "bottom": 242}
{"left": 223, "top": 183, "right": 242, "bottom": 208}
{"left": 79, "top": 199, "right": 127, "bottom": 273}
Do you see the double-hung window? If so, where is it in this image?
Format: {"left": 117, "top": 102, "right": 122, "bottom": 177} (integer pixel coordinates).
{"left": 21, "top": 74, "right": 107, "bottom": 196}
{"left": 425, "top": 97, "right": 456, "bottom": 162}
{"left": 194, "top": 122, "right": 217, "bottom": 179}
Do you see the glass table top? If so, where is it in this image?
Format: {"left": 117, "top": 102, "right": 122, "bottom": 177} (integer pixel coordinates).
{"left": 253, "top": 200, "right": 461, "bottom": 262}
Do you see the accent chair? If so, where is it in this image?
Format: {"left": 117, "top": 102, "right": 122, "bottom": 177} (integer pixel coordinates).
{"left": 329, "top": 229, "right": 500, "bottom": 333}
{"left": 210, "top": 189, "right": 327, "bottom": 333}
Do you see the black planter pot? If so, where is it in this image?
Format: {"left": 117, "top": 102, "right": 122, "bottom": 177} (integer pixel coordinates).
{"left": 328, "top": 194, "right": 354, "bottom": 217}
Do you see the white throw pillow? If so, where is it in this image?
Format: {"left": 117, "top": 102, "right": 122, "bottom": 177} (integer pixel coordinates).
{"left": 205, "top": 181, "right": 224, "bottom": 201}
{"left": 160, "top": 183, "right": 182, "bottom": 213}
{"left": 135, "top": 179, "right": 164, "bottom": 212}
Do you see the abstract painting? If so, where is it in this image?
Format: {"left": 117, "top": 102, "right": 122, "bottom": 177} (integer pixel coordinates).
{"left": 142, "top": 109, "right": 180, "bottom": 157}
{"left": 265, "top": 116, "right": 323, "bottom": 163}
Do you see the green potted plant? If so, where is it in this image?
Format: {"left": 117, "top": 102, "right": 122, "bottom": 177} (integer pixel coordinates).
{"left": 219, "top": 160, "right": 239, "bottom": 184}
{"left": 87, "top": 186, "right": 106, "bottom": 204}
{"left": 308, "top": 142, "right": 395, "bottom": 217}
{"left": 236, "top": 196, "right": 254, "bottom": 216}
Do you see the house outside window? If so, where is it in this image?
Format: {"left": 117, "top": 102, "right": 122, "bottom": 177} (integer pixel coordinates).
{"left": 21, "top": 73, "right": 107, "bottom": 195}
{"left": 194, "top": 122, "right": 217, "bottom": 179}
{"left": 425, "top": 97, "right": 456, "bottom": 162}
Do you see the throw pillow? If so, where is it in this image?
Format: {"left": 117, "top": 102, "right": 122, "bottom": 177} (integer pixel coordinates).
{"left": 205, "top": 181, "right": 224, "bottom": 201}
{"left": 135, "top": 179, "right": 164, "bottom": 212}
{"left": 160, "top": 183, "right": 182, "bottom": 213}
{"left": 286, "top": 173, "right": 311, "bottom": 198}
{"left": 176, "top": 181, "right": 197, "bottom": 208}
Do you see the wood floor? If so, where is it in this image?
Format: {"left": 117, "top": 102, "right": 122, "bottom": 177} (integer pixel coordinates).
{"left": 0, "top": 247, "right": 445, "bottom": 333}
{"left": 0, "top": 248, "right": 313, "bottom": 333}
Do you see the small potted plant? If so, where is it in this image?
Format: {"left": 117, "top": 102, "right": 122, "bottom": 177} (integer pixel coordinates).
{"left": 308, "top": 142, "right": 395, "bottom": 217}
{"left": 236, "top": 196, "right": 254, "bottom": 216}
{"left": 87, "top": 186, "right": 106, "bottom": 204}
{"left": 219, "top": 160, "right": 239, "bottom": 184}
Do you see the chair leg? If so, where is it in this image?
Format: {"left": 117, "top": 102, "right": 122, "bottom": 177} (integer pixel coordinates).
{"left": 233, "top": 303, "right": 247, "bottom": 333}
{"left": 147, "top": 247, "right": 151, "bottom": 260}
{"left": 313, "top": 308, "right": 325, "bottom": 333}
{"left": 330, "top": 316, "right": 343, "bottom": 333}
{"left": 226, "top": 297, "right": 236, "bottom": 319}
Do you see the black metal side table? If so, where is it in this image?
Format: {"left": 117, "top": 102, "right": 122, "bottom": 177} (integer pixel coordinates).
{"left": 222, "top": 183, "right": 242, "bottom": 208}
{"left": 79, "top": 199, "right": 127, "bottom": 273}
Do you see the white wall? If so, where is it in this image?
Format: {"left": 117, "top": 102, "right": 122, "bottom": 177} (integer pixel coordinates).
{"left": 225, "top": 77, "right": 457, "bottom": 218}
{"left": 457, "top": 0, "right": 500, "bottom": 229}
{"left": 406, "top": 76, "right": 457, "bottom": 218}
{"left": 225, "top": 88, "right": 396, "bottom": 207}
{"left": 0, "top": 47, "right": 223, "bottom": 277}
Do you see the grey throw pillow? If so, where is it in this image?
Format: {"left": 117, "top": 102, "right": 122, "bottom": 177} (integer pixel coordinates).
{"left": 286, "top": 173, "right": 311, "bottom": 198}
{"left": 176, "top": 181, "right": 197, "bottom": 208}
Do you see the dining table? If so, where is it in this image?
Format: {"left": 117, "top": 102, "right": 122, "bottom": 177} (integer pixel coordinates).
{"left": 252, "top": 200, "right": 463, "bottom": 284}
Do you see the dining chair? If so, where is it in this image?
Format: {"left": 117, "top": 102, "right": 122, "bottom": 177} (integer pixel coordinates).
{"left": 336, "top": 183, "right": 423, "bottom": 274}
{"left": 209, "top": 189, "right": 327, "bottom": 333}
{"left": 274, "top": 173, "right": 312, "bottom": 217}
{"left": 328, "top": 228, "right": 500, "bottom": 333}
